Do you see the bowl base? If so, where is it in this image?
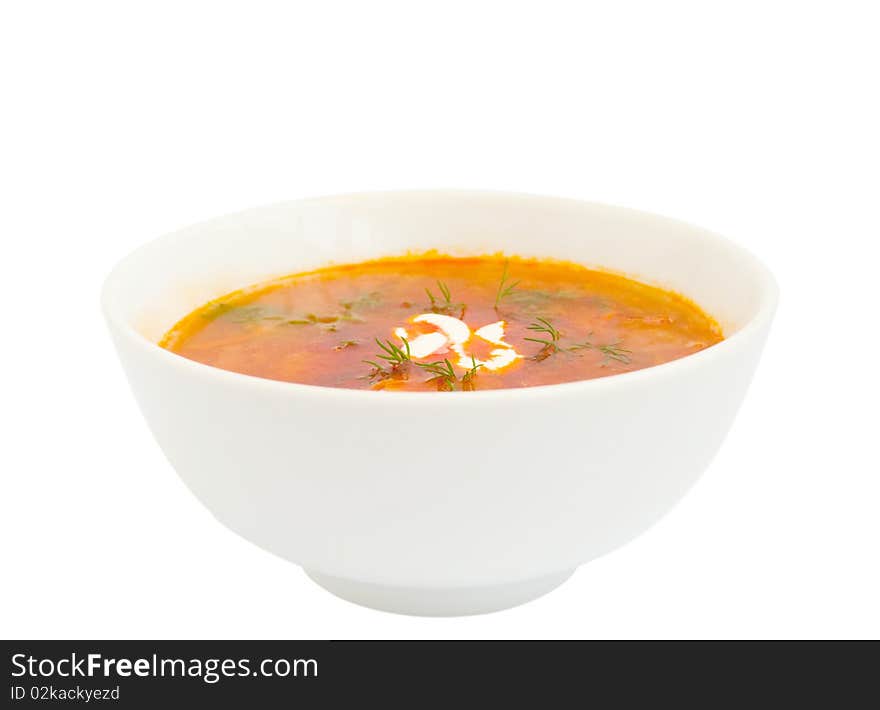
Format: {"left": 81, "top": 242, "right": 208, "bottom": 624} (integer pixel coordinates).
{"left": 304, "top": 568, "right": 575, "bottom": 616}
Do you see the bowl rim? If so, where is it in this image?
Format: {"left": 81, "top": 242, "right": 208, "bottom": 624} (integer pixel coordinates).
{"left": 101, "top": 189, "right": 779, "bottom": 403}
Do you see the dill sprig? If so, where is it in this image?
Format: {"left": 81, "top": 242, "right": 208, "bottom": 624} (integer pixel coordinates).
{"left": 416, "top": 358, "right": 458, "bottom": 391}
{"left": 362, "top": 360, "right": 388, "bottom": 378}
{"left": 524, "top": 317, "right": 562, "bottom": 348}
{"left": 461, "top": 356, "right": 483, "bottom": 391}
{"left": 493, "top": 260, "right": 520, "bottom": 308}
{"left": 364, "top": 338, "right": 412, "bottom": 380}
{"left": 425, "top": 280, "right": 466, "bottom": 318}
{"left": 204, "top": 304, "right": 290, "bottom": 324}
{"left": 340, "top": 291, "right": 382, "bottom": 311}
{"left": 286, "top": 294, "right": 380, "bottom": 328}
{"left": 568, "top": 333, "right": 595, "bottom": 352}
{"left": 437, "top": 281, "right": 452, "bottom": 304}
{"left": 598, "top": 342, "right": 632, "bottom": 364}
{"left": 524, "top": 317, "right": 563, "bottom": 361}
{"left": 287, "top": 313, "right": 339, "bottom": 325}
{"left": 375, "top": 337, "right": 411, "bottom": 366}
{"left": 525, "top": 319, "right": 634, "bottom": 366}
{"left": 568, "top": 335, "right": 633, "bottom": 364}
{"left": 424, "top": 281, "right": 450, "bottom": 309}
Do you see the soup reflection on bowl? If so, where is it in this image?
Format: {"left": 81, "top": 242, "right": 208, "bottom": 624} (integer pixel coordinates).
{"left": 102, "top": 192, "right": 777, "bottom": 616}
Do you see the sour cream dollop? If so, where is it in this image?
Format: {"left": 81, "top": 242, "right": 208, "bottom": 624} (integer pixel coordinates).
{"left": 394, "top": 314, "right": 522, "bottom": 372}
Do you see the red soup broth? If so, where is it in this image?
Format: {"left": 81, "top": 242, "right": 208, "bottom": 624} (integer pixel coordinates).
{"left": 160, "top": 255, "right": 723, "bottom": 391}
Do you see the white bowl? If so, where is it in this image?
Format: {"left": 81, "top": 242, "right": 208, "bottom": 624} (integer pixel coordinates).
{"left": 102, "top": 191, "right": 777, "bottom": 616}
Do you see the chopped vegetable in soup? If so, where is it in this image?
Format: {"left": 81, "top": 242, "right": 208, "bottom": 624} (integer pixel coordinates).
{"left": 161, "top": 255, "right": 723, "bottom": 391}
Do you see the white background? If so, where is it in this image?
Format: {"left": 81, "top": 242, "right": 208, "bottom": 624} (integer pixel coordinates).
{"left": 2, "top": 1, "right": 877, "bottom": 640}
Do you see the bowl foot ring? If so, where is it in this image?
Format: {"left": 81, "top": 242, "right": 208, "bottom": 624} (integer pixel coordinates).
{"left": 305, "top": 568, "right": 575, "bottom": 616}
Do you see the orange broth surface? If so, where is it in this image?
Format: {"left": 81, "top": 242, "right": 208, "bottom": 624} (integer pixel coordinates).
{"left": 161, "top": 255, "right": 723, "bottom": 391}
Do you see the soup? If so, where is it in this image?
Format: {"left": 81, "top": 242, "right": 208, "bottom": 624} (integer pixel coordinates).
{"left": 160, "top": 254, "right": 723, "bottom": 391}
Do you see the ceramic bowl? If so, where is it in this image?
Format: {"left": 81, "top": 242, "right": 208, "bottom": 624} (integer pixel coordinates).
{"left": 102, "top": 191, "right": 777, "bottom": 616}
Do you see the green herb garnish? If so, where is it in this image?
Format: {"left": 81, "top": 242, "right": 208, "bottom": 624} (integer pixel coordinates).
{"left": 364, "top": 338, "right": 412, "bottom": 381}
{"left": 525, "top": 319, "right": 633, "bottom": 365}
{"left": 524, "top": 317, "right": 563, "bottom": 356}
{"left": 568, "top": 333, "right": 595, "bottom": 352}
{"left": 203, "top": 303, "right": 279, "bottom": 324}
{"left": 375, "top": 337, "right": 411, "bottom": 366}
{"left": 569, "top": 335, "right": 633, "bottom": 365}
{"left": 425, "top": 281, "right": 465, "bottom": 318}
{"left": 500, "top": 288, "right": 581, "bottom": 313}
{"left": 286, "top": 294, "right": 380, "bottom": 329}
{"left": 340, "top": 291, "right": 382, "bottom": 311}
{"left": 416, "top": 358, "right": 458, "bottom": 391}
{"left": 494, "top": 260, "right": 520, "bottom": 309}
{"left": 338, "top": 312, "right": 366, "bottom": 324}
{"left": 597, "top": 342, "right": 632, "bottom": 365}
{"left": 461, "top": 356, "right": 483, "bottom": 391}
{"left": 228, "top": 306, "right": 267, "bottom": 323}
{"left": 287, "top": 313, "right": 338, "bottom": 325}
